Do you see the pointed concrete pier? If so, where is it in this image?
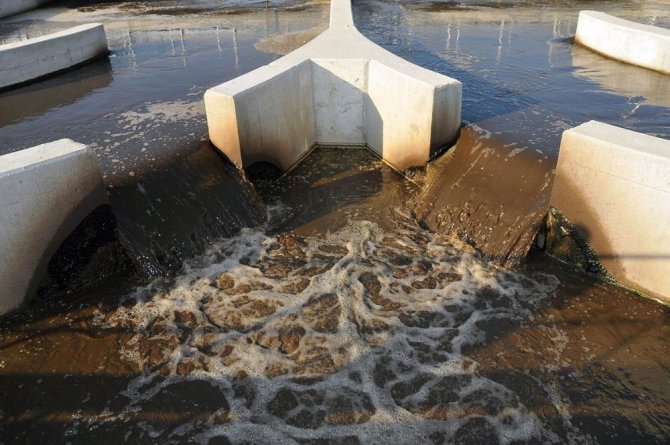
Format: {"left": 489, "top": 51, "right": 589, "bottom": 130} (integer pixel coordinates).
{"left": 205, "top": 0, "right": 462, "bottom": 172}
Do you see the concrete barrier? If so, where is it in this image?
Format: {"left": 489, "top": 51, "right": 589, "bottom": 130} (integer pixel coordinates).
{"left": 0, "top": 140, "right": 108, "bottom": 315}
{"left": 0, "top": 23, "right": 108, "bottom": 90}
{"left": 0, "top": 0, "right": 49, "bottom": 19}
{"left": 575, "top": 11, "right": 670, "bottom": 75}
{"left": 549, "top": 121, "right": 670, "bottom": 303}
{"left": 205, "top": 0, "right": 461, "bottom": 172}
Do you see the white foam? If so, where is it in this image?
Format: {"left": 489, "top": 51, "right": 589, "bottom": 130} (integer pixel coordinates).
{"left": 92, "top": 207, "right": 579, "bottom": 443}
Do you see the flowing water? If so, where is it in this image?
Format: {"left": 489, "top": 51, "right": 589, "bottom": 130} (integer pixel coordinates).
{"left": 1, "top": 1, "right": 670, "bottom": 444}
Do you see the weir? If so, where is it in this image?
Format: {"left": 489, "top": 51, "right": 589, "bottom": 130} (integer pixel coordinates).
{"left": 204, "top": 0, "right": 462, "bottom": 172}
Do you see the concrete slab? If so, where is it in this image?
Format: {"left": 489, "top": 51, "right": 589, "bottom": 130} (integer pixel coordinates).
{"left": 0, "top": 0, "right": 49, "bottom": 19}
{"left": 0, "top": 140, "right": 108, "bottom": 315}
{"left": 549, "top": 121, "right": 670, "bottom": 303}
{"left": 575, "top": 11, "right": 670, "bottom": 75}
{"left": 0, "top": 23, "right": 108, "bottom": 89}
{"left": 205, "top": 0, "right": 462, "bottom": 172}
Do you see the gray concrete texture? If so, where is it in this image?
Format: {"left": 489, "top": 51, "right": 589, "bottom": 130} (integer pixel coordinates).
{"left": 205, "top": 0, "right": 462, "bottom": 172}
{"left": 0, "top": 0, "right": 49, "bottom": 19}
{"left": 550, "top": 121, "right": 670, "bottom": 303}
{"left": 575, "top": 11, "right": 670, "bottom": 75}
{"left": 0, "top": 23, "right": 108, "bottom": 89}
{"left": 0, "top": 140, "right": 108, "bottom": 315}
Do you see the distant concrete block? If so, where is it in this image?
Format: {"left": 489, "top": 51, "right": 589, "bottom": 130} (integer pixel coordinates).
{"left": 0, "top": 140, "right": 108, "bottom": 315}
{"left": 575, "top": 11, "right": 670, "bottom": 75}
{"left": 550, "top": 121, "right": 670, "bottom": 303}
{"left": 205, "top": 0, "right": 461, "bottom": 172}
{"left": 0, "top": 0, "right": 49, "bottom": 19}
{"left": 0, "top": 23, "right": 108, "bottom": 89}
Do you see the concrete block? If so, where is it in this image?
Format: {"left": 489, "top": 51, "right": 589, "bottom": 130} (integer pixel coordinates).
{"left": 0, "top": 140, "right": 108, "bottom": 315}
{"left": 0, "top": 0, "right": 49, "bottom": 19}
{"left": 549, "top": 121, "right": 670, "bottom": 303}
{"left": 205, "top": 0, "right": 461, "bottom": 172}
{"left": 0, "top": 23, "right": 108, "bottom": 89}
{"left": 575, "top": 11, "right": 670, "bottom": 75}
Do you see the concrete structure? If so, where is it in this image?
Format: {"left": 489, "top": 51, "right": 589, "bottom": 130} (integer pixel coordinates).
{"left": 0, "top": 0, "right": 49, "bottom": 19}
{"left": 0, "top": 23, "right": 108, "bottom": 89}
{"left": 550, "top": 121, "right": 670, "bottom": 303}
{"left": 575, "top": 11, "right": 670, "bottom": 75}
{"left": 0, "top": 140, "right": 108, "bottom": 315}
{"left": 205, "top": 0, "right": 461, "bottom": 172}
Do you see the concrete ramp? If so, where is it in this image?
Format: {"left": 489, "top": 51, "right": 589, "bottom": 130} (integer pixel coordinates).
{"left": 550, "top": 121, "right": 670, "bottom": 303}
{"left": 205, "top": 0, "right": 462, "bottom": 172}
{"left": 0, "top": 140, "right": 108, "bottom": 315}
{"left": 575, "top": 11, "right": 670, "bottom": 75}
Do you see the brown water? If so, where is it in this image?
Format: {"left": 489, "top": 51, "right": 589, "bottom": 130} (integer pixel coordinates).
{"left": 1, "top": 1, "right": 670, "bottom": 444}
{"left": 1, "top": 147, "right": 669, "bottom": 444}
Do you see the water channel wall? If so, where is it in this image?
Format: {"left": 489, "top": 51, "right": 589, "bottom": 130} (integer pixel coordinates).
{"left": 0, "top": 140, "right": 108, "bottom": 315}
{"left": 575, "top": 11, "right": 670, "bottom": 75}
{"left": 549, "top": 121, "right": 670, "bottom": 303}
{"left": 0, "top": 0, "right": 50, "bottom": 19}
{"left": 205, "top": 0, "right": 462, "bottom": 172}
{"left": 0, "top": 23, "right": 108, "bottom": 89}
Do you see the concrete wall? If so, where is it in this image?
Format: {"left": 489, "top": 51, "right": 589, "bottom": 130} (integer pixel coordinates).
{"left": 0, "top": 0, "right": 49, "bottom": 19}
{"left": 550, "top": 121, "right": 670, "bottom": 303}
{"left": 204, "top": 0, "right": 462, "bottom": 172}
{"left": 0, "top": 23, "right": 108, "bottom": 89}
{"left": 575, "top": 11, "right": 670, "bottom": 75}
{"left": 205, "top": 61, "right": 316, "bottom": 171}
{"left": 0, "top": 140, "right": 108, "bottom": 315}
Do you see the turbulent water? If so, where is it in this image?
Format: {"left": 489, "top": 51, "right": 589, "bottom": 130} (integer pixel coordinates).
{"left": 75, "top": 208, "right": 572, "bottom": 443}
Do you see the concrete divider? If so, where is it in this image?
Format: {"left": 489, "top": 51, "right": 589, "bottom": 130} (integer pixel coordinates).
{"left": 0, "top": 0, "right": 49, "bottom": 19}
{"left": 575, "top": 11, "right": 670, "bottom": 75}
{"left": 0, "top": 140, "right": 108, "bottom": 315}
{"left": 0, "top": 23, "right": 108, "bottom": 90}
{"left": 549, "top": 121, "right": 670, "bottom": 303}
{"left": 205, "top": 0, "right": 461, "bottom": 172}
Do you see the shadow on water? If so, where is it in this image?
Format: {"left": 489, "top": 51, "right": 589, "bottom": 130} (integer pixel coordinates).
{"left": 0, "top": 58, "right": 114, "bottom": 127}
{"left": 251, "top": 147, "right": 416, "bottom": 236}
{"left": 109, "top": 141, "right": 266, "bottom": 278}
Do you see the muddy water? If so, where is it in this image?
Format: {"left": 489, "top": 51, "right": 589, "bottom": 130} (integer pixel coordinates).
{"left": 353, "top": 0, "right": 670, "bottom": 265}
{"left": 1, "top": 0, "right": 670, "bottom": 444}
{"left": 0, "top": 0, "right": 329, "bottom": 276}
{"left": 1, "top": 147, "right": 669, "bottom": 444}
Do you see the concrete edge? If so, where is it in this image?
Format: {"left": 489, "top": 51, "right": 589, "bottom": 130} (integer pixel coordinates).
{"left": 205, "top": 0, "right": 462, "bottom": 172}
{"left": 575, "top": 11, "right": 670, "bottom": 75}
{"left": 0, "top": 23, "right": 109, "bottom": 89}
{"left": 0, "top": 140, "right": 109, "bottom": 315}
{"left": 0, "top": 0, "right": 50, "bottom": 19}
{"left": 549, "top": 120, "right": 670, "bottom": 304}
